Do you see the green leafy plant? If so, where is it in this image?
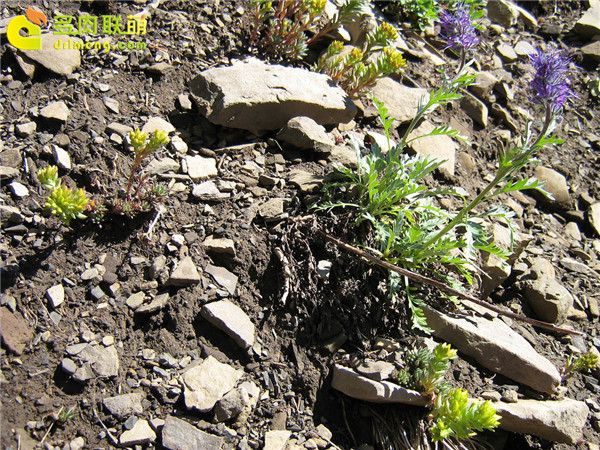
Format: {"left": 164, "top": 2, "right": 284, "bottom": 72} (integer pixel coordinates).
{"left": 393, "top": 343, "right": 500, "bottom": 442}
{"left": 383, "top": 0, "right": 439, "bottom": 31}
{"left": 561, "top": 351, "right": 599, "bottom": 381}
{"left": 110, "top": 128, "right": 170, "bottom": 216}
{"left": 249, "top": 0, "right": 365, "bottom": 60}
{"left": 37, "top": 166, "right": 90, "bottom": 226}
{"left": 316, "top": 22, "right": 406, "bottom": 97}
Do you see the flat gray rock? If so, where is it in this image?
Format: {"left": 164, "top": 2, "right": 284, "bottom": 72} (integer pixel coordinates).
{"left": 422, "top": 306, "right": 561, "bottom": 394}
{"left": 190, "top": 58, "right": 356, "bottom": 130}
{"left": 162, "top": 416, "right": 224, "bottom": 450}
{"left": 18, "top": 33, "right": 81, "bottom": 75}
{"left": 407, "top": 120, "right": 456, "bottom": 177}
{"left": 201, "top": 300, "right": 255, "bottom": 349}
{"left": 205, "top": 264, "right": 238, "bottom": 295}
{"left": 182, "top": 355, "right": 242, "bottom": 412}
{"left": 520, "top": 276, "right": 574, "bottom": 324}
{"left": 167, "top": 256, "right": 200, "bottom": 286}
{"left": 40, "top": 101, "right": 70, "bottom": 122}
{"left": 277, "top": 116, "right": 335, "bottom": 153}
{"left": 533, "top": 166, "right": 571, "bottom": 209}
{"left": 186, "top": 155, "right": 217, "bottom": 181}
{"left": 119, "top": 419, "right": 156, "bottom": 446}
{"left": 496, "top": 399, "right": 589, "bottom": 444}
{"left": 574, "top": 5, "right": 600, "bottom": 39}
{"left": 103, "top": 393, "right": 144, "bottom": 419}
{"left": 370, "top": 78, "right": 431, "bottom": 125}
{"left": 331, "top": 365, "right": 428, "bottom": 406}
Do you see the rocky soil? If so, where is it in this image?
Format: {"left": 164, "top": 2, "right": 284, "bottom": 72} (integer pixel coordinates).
{"left": 2, "top": 0, "right": 600, "bottom": 449}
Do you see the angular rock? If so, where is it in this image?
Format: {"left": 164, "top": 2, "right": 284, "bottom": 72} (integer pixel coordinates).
{"left": 203, "top": 235, "right": 235, "bottom": 256}
{"left": 422, "top": 306, "right": 561, "bottom": 394}
{"left": 190, "top": 58, "right": 356, "bottom": 130}
{"left": 145, "top": 157, "right": 179, "bottom": 175}
{"left": 496, "top": 43, "right": 518, "bottom": 63}
{"left": 78, "top": 344, "right": 120, "bottom": 378}
{"left": 328, "top": 145, "right": 357, "bottom": 169}
{"left": 582, "top": 41, "right": 600, "bottom": 63}
{"left": 205, "top": 264, "right": 238, "bottom": 295}
{"left": 103, "top": 393, "right": 144, "bottom": 419}
{"left": 288, "top": 169, "right": 323, "bottom": 193}
{"left": 461, "top": 93, "right": 488, "bottom": 127}
{"left": 15, "top": 122, "right": 36, "bottom": 137}
{"left": 135, "top": 293, "right": 169, "bottom": 314}
{"left": 331, "top": 365, "right": 428, "bottom": 405}
{"left": 366, "top": 130, "right": 396, "bottom": 153}
{"left": 40, "top": 101, "right": 70, "bottom": 122}
{"left": 177, "top": 93, "right": 193, "bottom": 110}
{"left": 141, "top": 117, "right": 175, "bottom": 134}
{"left": 469, "top": 71, "right": 499, "bottom": 100}
{"left": 18, "top": 33, "right": 81, "bottom": 76}
{"left": 46, "top": 284, "right": 65, "bottom": 308}
{"left": 192, "top": 180, "right": 229, "bottom": 200}
{"left": 0, "top": 307, "right": 33, "bottom": 355}
{"left": 214, "top": 387, "right": 248, "bottom": 422}
{"left": 258, "top": 198, "right": 286, "bottom": 220}
{"left": 407, "top": 120, "right": 456, "bottom": 176}
{"left": 182, "top": 355, "right": 243, "bottom": 412}
{"left": 487, "top": 0, "right": 519, "bottom": 27}
{"left": 9, "top": 182, "right": 28, "bottom": 197}
{"left": 533, "top": 166, "right": 571, "bottom": 208}
{"left": 520, "top": 277, "right": 574, "bottom": 324}
{"left": 589, "top": 203, "right": 600, "bottom": 235}
{"left": 277, "top": 116, "right": 335, "bottom": 153}
{"left": 119, "top": 419, "right": 156, "bottom": 446}
{"left": 264, "top": 430, "right": 292, "bottom": 450}
{"left": 355, "top": 360, "right": 396, "bottom": 382}
{"left": 106, "top": 123, "right": 133, "bottom": 138}
{"left": 201, "top": 300, "right": 255, "bottom": 349}
{"left": 370, "top": 77, "right": 431, "bottom": 125}
{"left": 126, "top": 292, "right": 146, "bottom": 310}
{"left": 167, "top": 256, "right": 200, "bottom": 286}
{"left": 186, "top": 155, "right": 217, "bottom": 181}
{"left": 514, "top": 40, "right": 536, "bottom": 57}
{"left": 496, "top": 399, "right": 588, "bottom": 444}
{"left": 162, "top": 415, "right": 224, "bottom": 450}
{"left": 574, "top": 5, "right": 600, "bottom": 39}
{"left": 53, "top": 145, "right": 71, "bottom": 170}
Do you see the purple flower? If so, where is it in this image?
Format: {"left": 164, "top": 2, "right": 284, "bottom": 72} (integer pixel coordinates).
{"left": 439, "top": 4, "right": 480, "bottom": 52}
{"left": 529, "top": 45, "right": 574, "bottom": 113}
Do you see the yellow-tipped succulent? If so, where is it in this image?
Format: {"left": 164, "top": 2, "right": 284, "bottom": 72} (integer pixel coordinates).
{"left": 45, "top": 185, "right": 90, "bottom": 225}
{"left": 37, "top": 165, "right": 60, "bottom": 189}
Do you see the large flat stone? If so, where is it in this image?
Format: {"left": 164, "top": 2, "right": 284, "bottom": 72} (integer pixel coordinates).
{"left": 182, "top": 355, "right": 242, "bottom": 412}
{"left": 18, "top": 33, "right": 81, "bottom": 76}
{"left": 496, "top": 399, "right": 588, "bottom": 444}
{"left": 162, "top": 416, "right": 224, "bottom": 450}
{"left": 370, "top": 77, "right": 431, "bottom": 125}
{"left": 407, "top": 120, "right": 456, "bottom": 176}
{"left": 190, "top": 58, "right": 356, "bottom": 130}
{"left": 201, "top": 300, "right": 255, "bottom": 349}
{"left": 331, "top": 365, "right": 428, "bottom": 406}
{"left": 422, "top": 306, "right": 561, "bottom": 394}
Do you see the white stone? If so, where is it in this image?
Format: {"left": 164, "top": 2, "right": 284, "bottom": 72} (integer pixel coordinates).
{"left": 119, "top": 419, "right": 156, "bottom": 446}
{"left": 496, "top": 399, "right": 589, "bottom": 444}
{"left": 9, "top": 182, "right": 28, "bottom": 197}
{"left": 201, "top": 300, "right": 255, "bottom": 349}
{"left": 589, "top": 203, "right": 600, "bottom": 236}
{"left": 19, "top": 33, "right": 81, "bottom": 76}
{"left": 520, "top": 277, "right": 574, "bottom": 324}
{"left": 264, "top": 430, "right": 292, "bottom": 450}
{"left": 103, "top": 97, "right": 120, "bottom": 114}
{"left": 182, "top": 355, "right": 243, "bottom": 412}
{"left": 53, "top": 145, "right": 71, "bottom": 170}
{"left": 186, "top": 155, "right": 217, "bottom": 181}
{"left": 534, "top": 166, "right": 571, "bottom": 208}
{"left": 46, "top": 284, "right": 65, "bottom": 308}
{"left": 15, "top": 122, "right": 36, "bottom": 137}
{"left": 407, "top": 120, "right": 456, "bottom": 176}
{"left": 422, "top": 305, "right": 561, "bottom": 394}
{"left": 371, "top": 78, "right": 431, "bottom": 125}
{"left": 331, "top": 365, "right": 428, "bottom": 405}
{"left": 167, "top": 256, "right": 200, "bottom": 286}
{"left": 575, "top": 5, "right": 600, "bottom": 39}
{"left": 205, "top": 264, "right": 238, "bottom": 295}
{"left": 40, "top": 101, "right": 70, "bottom": 122}
{"left": 190, "top": 58, "right": 356, "bottom": 130}
{"left": 126, "top": 292, "right": 146, "bottom": 310}
{"left": 203, "top": 235, "right": 235, "bottom": 256}
{"left": 277, "top": 116, "right": 335, "bottom": 152}
{"left": 103, "top": 393, "right": 144, "bottom": 419}
{"left": 141, "top": 116, "right": 175, "bottom": 134}
{"left": 162, "top": 416, "right": 224, "bottom": 449}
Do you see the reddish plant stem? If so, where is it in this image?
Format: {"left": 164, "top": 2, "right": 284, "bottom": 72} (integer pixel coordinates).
{"left": 317, "top": 230, "right": 584, "bottom": 336}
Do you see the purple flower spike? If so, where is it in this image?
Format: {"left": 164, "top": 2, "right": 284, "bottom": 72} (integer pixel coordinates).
{"left": 529, "top": 45, "right": 574, "bottom": 113}
{"left": 439, "top": 4, "right": 480, "bottom": 52}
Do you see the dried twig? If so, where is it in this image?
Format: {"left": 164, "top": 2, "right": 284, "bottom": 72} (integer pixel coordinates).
{"left": 317, "top": 230, "right": 584, "bottom": 336}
